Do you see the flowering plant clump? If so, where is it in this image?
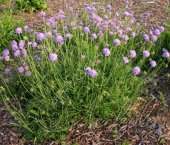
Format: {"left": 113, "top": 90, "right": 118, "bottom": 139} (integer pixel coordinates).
{"left": 0, "top": 2, "right": 169, "bottom": 143}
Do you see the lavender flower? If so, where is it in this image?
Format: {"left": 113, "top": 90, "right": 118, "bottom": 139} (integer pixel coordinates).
{"left": 143, "top": 34, "right": 149, "bottom": 42}
{"left": 85, "top": 67, "right": 91, "bottom": 73}
{"left": 4, "top": 68, "right": 10, "bottom": 74}
{"left": 158, "top": 26, "right": 164, "bottom": 32}
{"left": 19, "top": 40, "right": 25, "bottom": 49}
{"left": 15, "top": 28, "right": 22, "bottom": 34}
{"left": 27, "top": 42, "right": 32, "bottom": 46}
{"left": 68, "top": 6, "right": 73, "bottom": 12}
{"left": 162, "top": 51, "right": 170, "bottom": 58}
{"left": 25, "top": 71, "right": 32, "bottom": 77}
{"left": 32, "top": 42, "right": 37, "bottom": 48}
{"left": 143, "top": 50, "right": 150, "bottom": 58}
{"left": 150, "top": 60, "right": 156, "bottom": 67}
{"left": 80, "top": 55, "right": 85, "bottom": 59}
{"left": 154, "top": 29, "right": 160, "bottom": 36}
{"left": 55, "top": 35, "right": 63, "bottom": 43}
{"left": 106, "top": 4, "right": 111, "bottom": 10}
{"left": 3, "top": 49, "right": 9, "bottom": 56}
{"left": 130, "top": 50, "right": 136, "bottom": 58}
{"left": 87, "top": 69, "right": 98, "bottom": 77}
{"left": 91, "top": 33, "right": 97, "bottom": 39}
{"left": 150, "top": 35, "right": 157, "bottom": 42}
{"left": 65, "top": 33, "right": 73, "bottom": 39}
{"left": 121, "top": 35, "right": 129, "bottom": 41}
{"left": 4, "top": 55, "right": 10, "bottom": 61}
{"left": 123, "top": 11, "right": 131, "bottom": 17}
{"left": 36, "top": 33, "right": 46, "bottom": 41}
{"left": 132, "top": 66, "right": 140, "bottom": 75}
{"left": 21, "top": 49, "right": 27, "bottom": 56}
{"left": 23, "top": 25, "right": 29, "bottom": 31}
{"left": 112, "top": 39, "right": 121, "bottom": 46}
{"left": 14, "top": 50, "right": 21, "bottom": 57}
{"left": 49, "top": 54, "right": 58, "bottom": 61}
{"left": 102, "top": 48, "right": 110, "bottom": 56}
{"left": 39, "top": 11, "right": 46, "bottom": 17}
{"left": 13, "top": 43, "right": 19, "bottom": 50}
{"left": 131, "top": 32, "right": 136, "bottom": 37}
{"left": 0, "top": 56, "right": 3, "bottom": 60}
{"left": 83, "top": 27, "right": 90, "bottom": 33}
{"left": 18, "top": 66, "right": 24, "bottom": 73}
{"left": 122, "top": 57, "right": 129, "bottom": 64}
{"left": 109, "top": 31, "right": 114, "bottom": 36}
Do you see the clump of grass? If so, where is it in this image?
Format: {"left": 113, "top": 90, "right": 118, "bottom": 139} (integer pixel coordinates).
{"left": 0, "top": 2, "right": 169, "bottom": 143}
{"left": 0, "top": 9, "right": 24, "bottom": 52}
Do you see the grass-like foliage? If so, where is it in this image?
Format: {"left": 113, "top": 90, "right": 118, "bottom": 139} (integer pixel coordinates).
{"left": 13, "top": 0, "right": 47, "bottom": 12}
{"left": 0, "top": 2, "right": 170, "bottom": 143}
{"left": 0, "top": 10, "right": 24, "bottom": 52}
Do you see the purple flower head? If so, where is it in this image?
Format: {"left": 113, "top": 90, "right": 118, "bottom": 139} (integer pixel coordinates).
{"left": 162, "top": 48, "right": 168, "bottom": 52}
{"left": 3, "top": 49, "right": 9, "bottom": 56}
{"left": 15, "top": 28, "right": 22, "bottom": 34}
{"left": 18, "top": 66, "right": 24, "bottom": 73}
{"left": 14, "top": 50, "right": 21, "bottom": 57}
{"left": 0, "top": 56, "right": 3, "bottom": 60}
{"left": 150, "top": 35, "right": 157, "bottom": 42}
{"left": 12, "top": 44, "right": 18, "bottom": 51}
{"left": 126, "top": 27, "right": 132, "bottom": 32}
{"left": 162, "top": 51, "right": 170, "bottom": 58}
{"left": 63, "top": 26, "right": 67, "bottom": 31}
{"left": 85, "top": 67, "right": 91, "bottom": 73}
{"left": 131, "top": 32, "right": 136, "bottom": 37}
{"left": 103, "top": 15, "right": 108, "bottom": 19}
{"left": 36, "top": 33, "right": 46, "bottom": 41}
{"left": 83, "top": 27, "right": 90, "bottom": 33}
{"left": 145, "top": 12, "right": 150, "bottom": 17}
{"left": 106, "top": 4, "right": 111, "bottom": 10}
{"left": 73, "top": 13, "right": 78, "bottom": 18}
{"left": 19, "top": 40, "right": 25, "bottom": 49}
{"left": 91, "top": 33, "right": 97, "bottom": 39}
{"left": 154, "top": 29, "right": 160, "bottom": 36}
{"left": 23, "top": 25, "right": 29, "bottom": 31}
{"left": 4, "top": 68, "right": 10, "bottom": 74}
{"left": 132, "top": 66, "right": 140, "bottom": 75}
{"left": 45, "top": 31, "right": 52, "bottom": 37}
{"left": 21, "top": 49, "right": 27, "bottom": 56}
{"left": 143, "top": 50, "right": 150, "bottom": 58}
{"left": 122, "top": 57, "right": 129, "bottom": 64}
{"left": 130, "top": 50, "right": 136, "bottom": 58}
{"left": 78, "top": 22, "right": 84, "bottom": 27}
{"left": 150, "top": 60, "right": 156, "bottom": 67}
{"left": 68, "top": 7, "right": 73, "bottom": 12}
{"left": 80, "top": 55, "right": 85, "bottom": 59}
{"left": 124, "top": 11, "right": 131, "bottom": 17}
{"left": 4, "top": 55, "right": 10, "bottom": 61}
{"left": 65, "top": 33, "right": 73, "bottom": 39}
{"left": 121, "top": 35, "right": 129, "bottom": 41}
{"left": 102, "top": 48, "right": 110, "bottom": 56}
{"left": 32, "top": 42, "right": 37, "bottom": 48}
{"left": 109, "top": 31, "right": 114, "bottom": 36}
{"left": 25, "top": 66, "right": 29, "bottom": 70}
{"left": 39, "top": 11, "right": 46, "bottom": 17}
{"left": 143, "top": 34, "right": 149, "bottom": 42}
{"left": 117, "top": 29, "right": 123, "bottom": 37}
{"left": 27, "top": 42, "right": 32, "bottom": 46}
{"left": 87, "top": 69, "right": 98, "bottom": 77}
{"left": 12, "top": 40, "right": 17, "bottom": 45}
{"left": 113, "top": 39, "right": 121, "bottom": 46}
{"left": 25, "top": 71, "right": 32, "bottom": 77}
{"left": 158, "top": 26, "right": 164, "bottom": 32}
{"left": 49, "top": 53, "right": 58, "bottom": 61}
{"left": 55, "top": 35, "right": 63, "bottom": 43}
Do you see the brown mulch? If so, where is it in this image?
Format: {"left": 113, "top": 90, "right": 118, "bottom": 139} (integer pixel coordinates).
{"left": 0, "top": 0, "right": 170, "bottom": 144}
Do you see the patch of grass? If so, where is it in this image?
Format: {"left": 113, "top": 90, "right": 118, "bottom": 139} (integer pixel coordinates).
{"left": 0, "top": 9, "right": 24, "bottom": 52}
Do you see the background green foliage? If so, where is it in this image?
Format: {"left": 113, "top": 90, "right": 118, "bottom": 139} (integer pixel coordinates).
{"left": 14, "top": 0, "right": 47, "bottom": 12}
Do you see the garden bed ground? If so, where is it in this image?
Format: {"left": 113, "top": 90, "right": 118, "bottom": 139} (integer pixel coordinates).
{"left": 0, "top": 0, "right": 170, "bottom": 144}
